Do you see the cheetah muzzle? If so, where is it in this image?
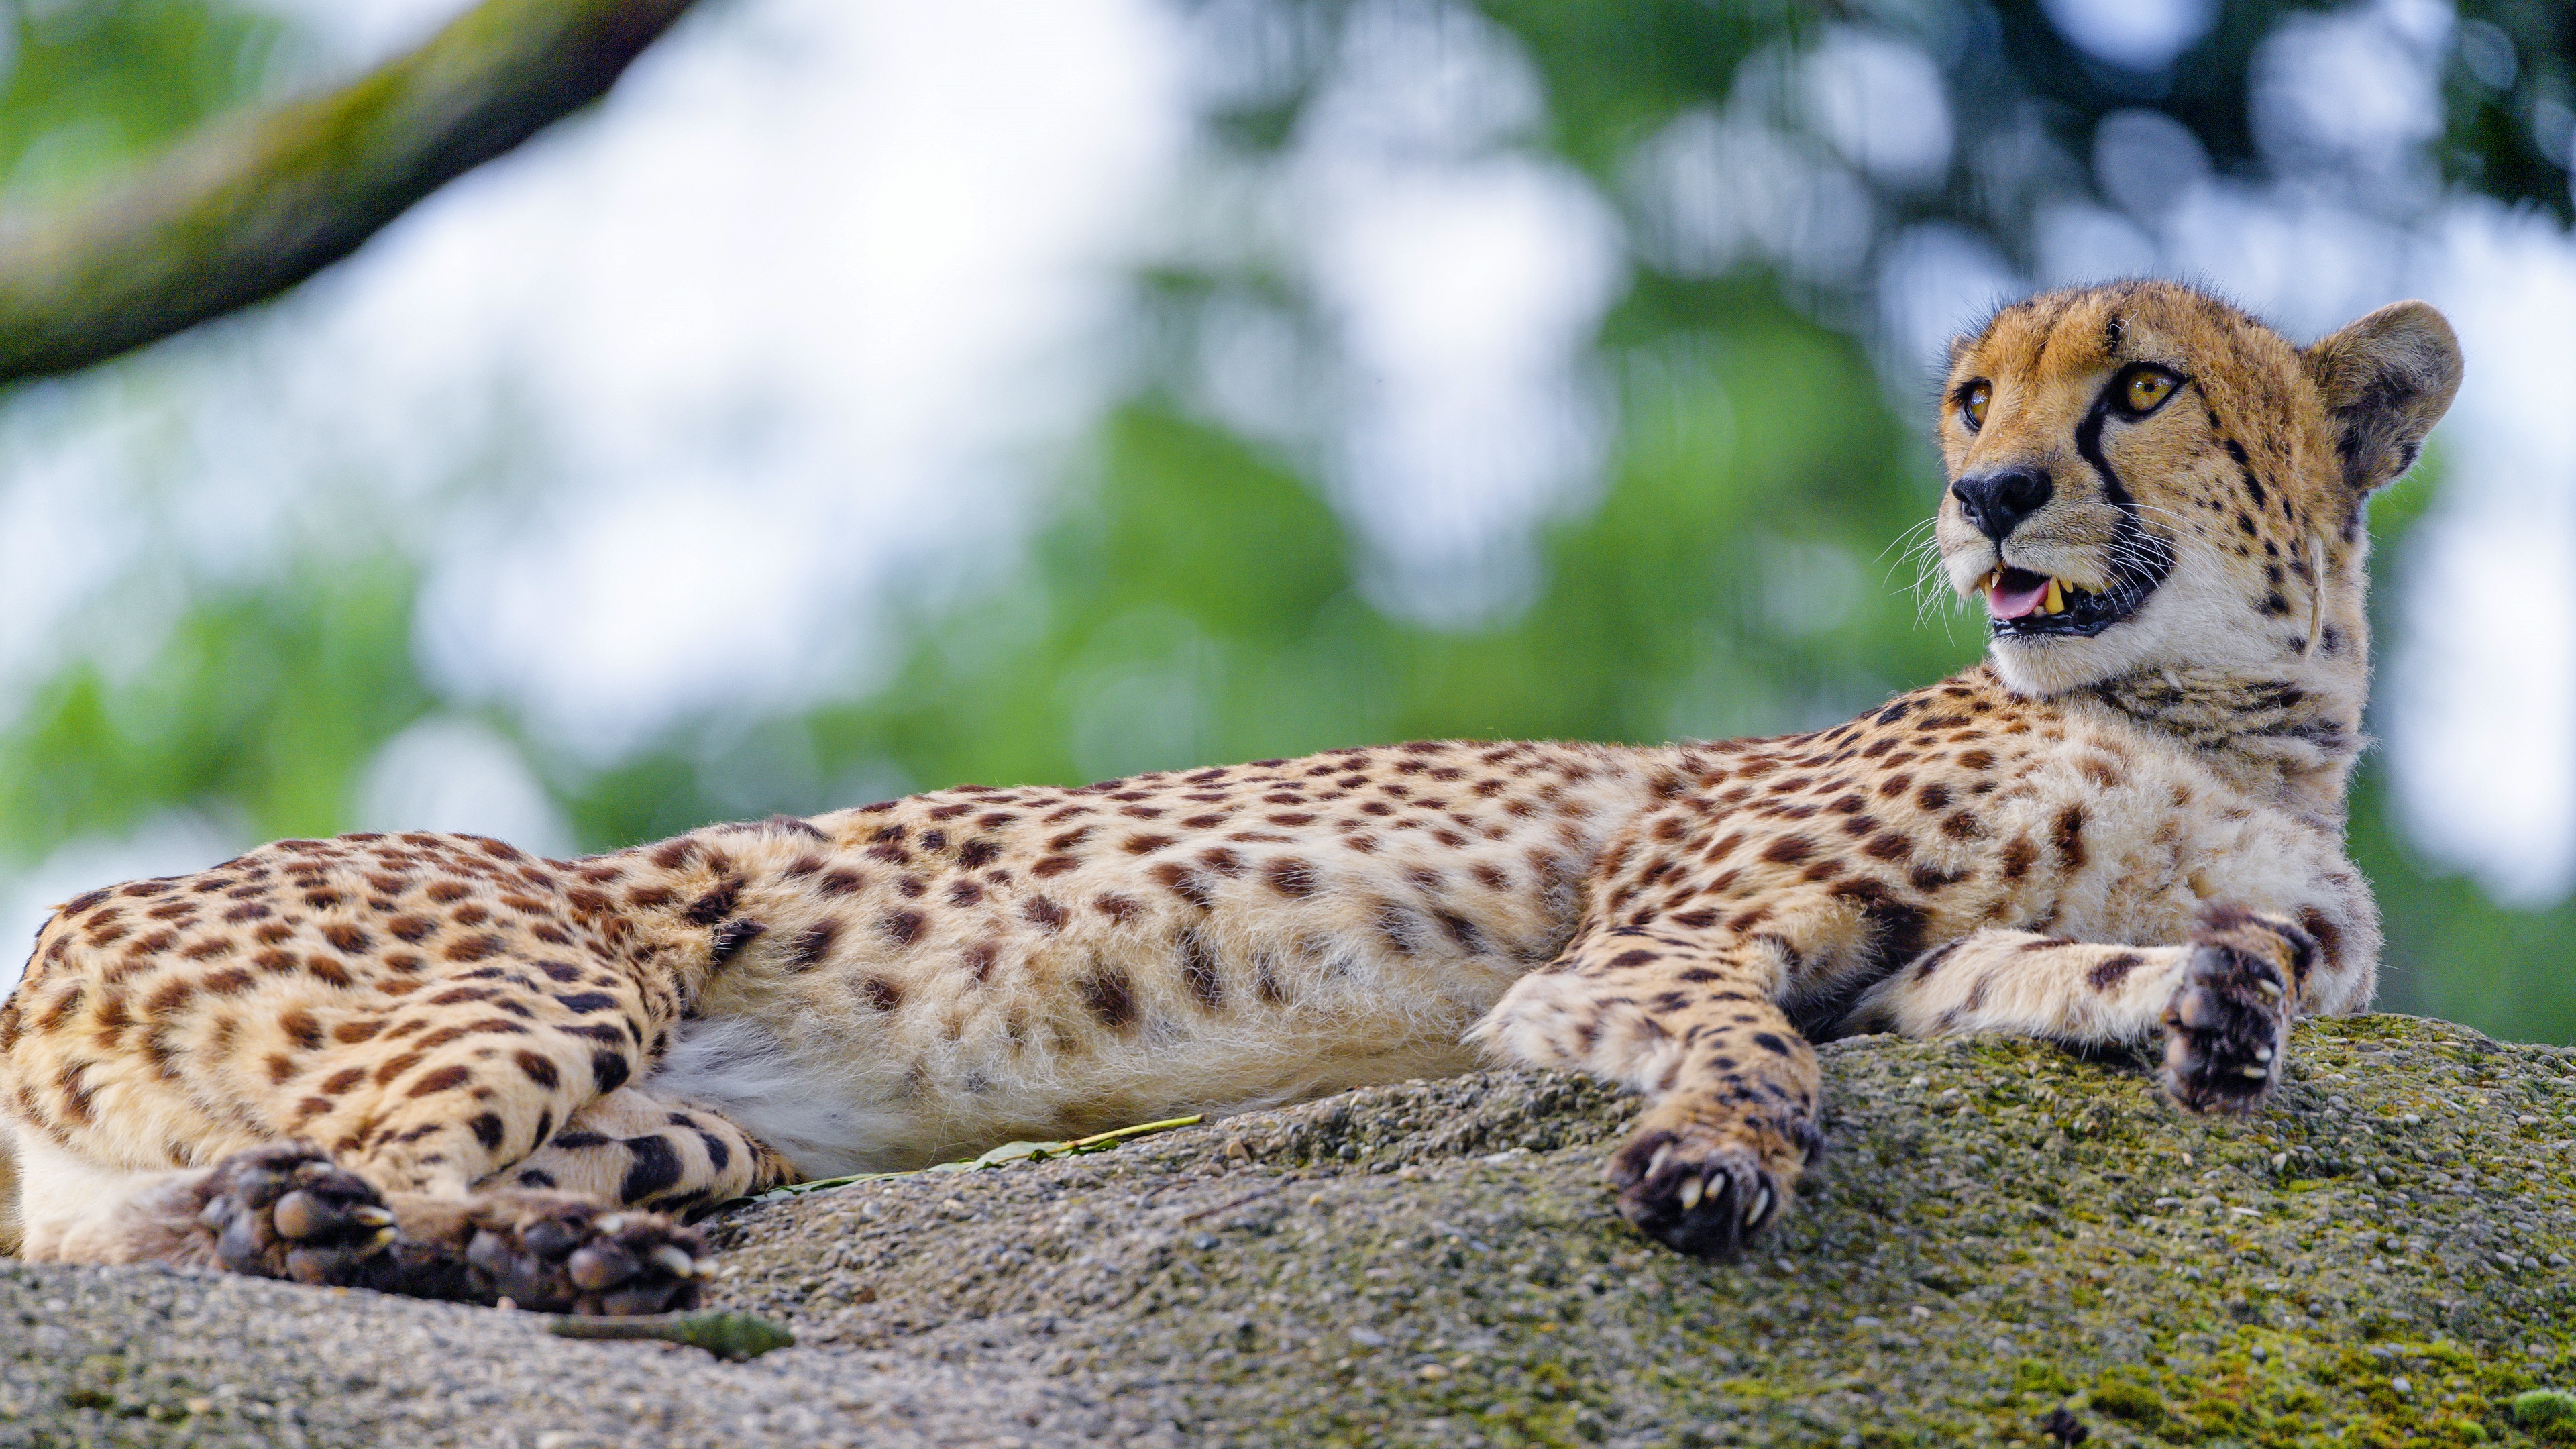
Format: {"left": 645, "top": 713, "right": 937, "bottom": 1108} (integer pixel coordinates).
{"left": 0, "top": 281, "right": 2461, "bottom": 1295}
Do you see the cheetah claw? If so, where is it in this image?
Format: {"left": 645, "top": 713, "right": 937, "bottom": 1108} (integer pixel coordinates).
{"left": 199, "top": 1143, "right": 397, "bottom": 1286}
{"left": 1607, "top": 1125, "right": 1787, "bottom": 1260}
{"left": 460, "top": 1199, "right": 714, "bottom": 1316}
{"left": 2160, "top": 908, "right": 2308, "bottom": 1115}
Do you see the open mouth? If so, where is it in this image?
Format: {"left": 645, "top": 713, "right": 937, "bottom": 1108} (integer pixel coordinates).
{"left": 1980, "top": 566, "right": 2151, "bottom": 639}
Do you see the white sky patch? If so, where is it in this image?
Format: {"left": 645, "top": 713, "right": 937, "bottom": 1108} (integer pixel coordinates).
{"left": 2037, "top": 0, "right": 2216, "bottom": 73}
{"left": 2031, "top": 200, "right": 2159, "bottom": 288}
{"left": 1801, "top": 28, "right": 1951, "bottom": 193}
{"left": 2250, "top": 0, "right": 2447, "bottom": 190}
{"left": 1293, "top": 0, "right": 1625, "bottom": 628}
{"left": 1304, "top": 154, "right": 1624, "bottom": 627}
{"left": 246, "top": 0, "right": 468, "bottom": 67}
{"left": 350, "top": 716, "right": 574, "bottom": 858}
{"left": 2160, "top": 184, "right": 2411, "bottom": 341}
{"left": 0, "top": 0, "right": 1184, "bottom": 761}
{"left": 2385, "top": 201, "right": 2576, "bottom": 905}
{"left": 1874, "top": 223, "right": 2024, "bottom": 383}
{"left": 375, "top": 0, "right": 1189, "bottom": 755}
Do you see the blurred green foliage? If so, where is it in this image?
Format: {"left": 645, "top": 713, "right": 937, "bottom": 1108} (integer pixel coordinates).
{"left": 1, "top": 560, "right": 427, "bottom": 845}
{"left": 0, "top": 0, "right": 293, "bottom": 198}
{"left": 0, "top": 0, "right": 2571, "bottom": 1041}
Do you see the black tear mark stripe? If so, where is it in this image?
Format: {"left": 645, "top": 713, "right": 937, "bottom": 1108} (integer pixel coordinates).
{"left": 2071, "top": 388, "right": 2179, "bottom": 599}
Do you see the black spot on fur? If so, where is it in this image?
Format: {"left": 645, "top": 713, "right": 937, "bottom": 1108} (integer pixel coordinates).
{"left": 1079, "top": 968, "right": 1138, "bottom": 1029}
{"left": 620, "top": 1134, "right": 685, "bottom": 1203}
{"left": 709, "top": 918, "right": 767, "bottom": 966}
{"left": 682, "top": 879, "right": 741, "bottom": 926}
{"left": 1910, "top": 938, "right": 1964, "bottom": 980}
{"left": 1181, "top": 930, "right": 1224, "bottom": 1010}
{"left": 2088, "top": 952, "right": 2145, "bottom": 990}
{"left": 788, "top": 920, "right": 840, "bottom": 970}
{"left": 2051, "top": 804, "right": 2088, "bottom": 869}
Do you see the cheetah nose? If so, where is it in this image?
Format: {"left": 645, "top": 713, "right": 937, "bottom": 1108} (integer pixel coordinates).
{"left": 1951, "top": 469, "right": 2053, "bottom": 542}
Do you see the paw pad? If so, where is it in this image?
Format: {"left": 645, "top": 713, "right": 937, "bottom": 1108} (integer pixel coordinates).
{"left": 199, "top": 1144, "right": 396, "bottom": 1286}
{"left": 465, "top": 1201, "right": 714, "bottom": 1316}
{"left": 1607, "top": 1125, "right": 1788, "bottom": 1260}
{"left": 2161, "top": 923, "right": 2298, "bottom": 1115}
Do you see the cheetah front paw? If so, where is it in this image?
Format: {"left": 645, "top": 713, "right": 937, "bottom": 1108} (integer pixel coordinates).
{"left": 1606, "top": 1116, "right": 1808, "bottom": 1260}
{"left": 197, "top": 1143, "right": 397, "bottom": 1286}
{"left": 2160, "top": 905, "right": 2310, "bottom": 1115}
{"left": 460, "top": 1196, "right": 714, "bottom": 1316}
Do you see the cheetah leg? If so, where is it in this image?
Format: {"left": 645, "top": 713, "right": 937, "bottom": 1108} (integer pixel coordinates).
{"left": 256, "top": 1089, "right": 793, "bottom": 1309}
{"left": 12, "top": 1138, "right": 721, "bottom": 1315}
{"left": 1848, "top": 904, "right": 2321, "bottom": 1114}
{"left": 1474, "top": 926, "right": 1821, "bottom": 1260}
{"left": 492, "top": 1085, "right": 798, "bottom": 1216}
{"left": 238, "top": 1087, "right": 794, "bottom": 1309}
{"left": 7, "top": 1091, "right": 774, "bottom": 1313}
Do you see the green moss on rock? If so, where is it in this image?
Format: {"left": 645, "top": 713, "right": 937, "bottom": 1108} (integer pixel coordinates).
{"left": 8, "top": 1014, "right": 2576, "bottom": 1446}
{"left": 704, "top": 1015, "right": 2576, "bottom": 1446}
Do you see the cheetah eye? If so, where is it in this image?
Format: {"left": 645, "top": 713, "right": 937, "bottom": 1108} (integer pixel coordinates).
{"left": 1958, "top": 380, "right": 1991, "bottom": 432}
{"left": 2116, "top": 366, "right": 2181, "bottom": 417}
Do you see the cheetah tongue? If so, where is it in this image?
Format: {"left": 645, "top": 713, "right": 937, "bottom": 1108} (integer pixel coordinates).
{"left": 1986, "top": 568, "right": 2050, "bottom": 621}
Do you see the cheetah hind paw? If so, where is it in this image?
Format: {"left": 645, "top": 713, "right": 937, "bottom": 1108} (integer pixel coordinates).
{"left": 458, "top": 1196, "right": 714, "bottom": 1316}
{"left": 2160, "top": 908, "right": 2308, "bottom": 1115}
{"left": 198, "top": 1143, "right": 398, "bottom": 1287}
{"left": 1606, "top": 1124, "right": 1791, "bottom": 1260}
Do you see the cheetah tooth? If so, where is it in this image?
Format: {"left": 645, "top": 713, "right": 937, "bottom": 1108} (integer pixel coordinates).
{"left": 1748, "top": 1187, "right": 1773, "bottom": 1226}
{"left": 651, "top": 1244, "right": 700, "bottom": 1279}
{"left": 1678, "top": 1176, "right": 1704, "bottom": 1211}
{"left": 1646, "top": 1143, "right": 1676, "bottom": 1181}
{"left": 2043, "top": 577, "right": 2065, "bottom": 614}
{"left": 2253, "top": 978, "right": 2284, "bottom": 1000}
{"left": 2253, "top": 1046, "right": 2273, "bottom": 1062}
{"left": 369, "top": 1226, "right": 397, "bottom": 1251}
{"left": 2240, "top": 1064, "right": 2271, "bottom": 1079}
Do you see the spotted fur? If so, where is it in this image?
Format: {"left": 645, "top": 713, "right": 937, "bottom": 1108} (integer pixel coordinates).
{"left": 0, "top": 282, "right": 2461, "bottom": 1289}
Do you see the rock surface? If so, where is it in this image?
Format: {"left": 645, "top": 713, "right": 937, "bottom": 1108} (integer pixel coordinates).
{"left": 8, "top": 1014, "right": 2576, "bottom": 1447}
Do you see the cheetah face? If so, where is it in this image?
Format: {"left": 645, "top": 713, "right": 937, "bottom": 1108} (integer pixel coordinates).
{"left": 1933, "top": 282, "right": 2461, "bottom": 698}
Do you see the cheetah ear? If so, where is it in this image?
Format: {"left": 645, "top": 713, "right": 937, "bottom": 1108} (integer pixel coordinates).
{"left": 2301, "top": 300, "right": 2462, "bottom": 494}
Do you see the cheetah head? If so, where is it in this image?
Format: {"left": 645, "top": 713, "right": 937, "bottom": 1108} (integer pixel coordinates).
{"left": 1935, "top": 281, "right": 2461, "bottom": 698}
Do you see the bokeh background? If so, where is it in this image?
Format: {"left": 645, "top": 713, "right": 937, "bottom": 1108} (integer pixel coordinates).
{"left": 1, "top": 0, "right": 2571, "bottom": 1038}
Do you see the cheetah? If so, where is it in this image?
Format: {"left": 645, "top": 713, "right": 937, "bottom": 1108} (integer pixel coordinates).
{"left": 0, "top": 281, "right": 2460, "bottom": 1305}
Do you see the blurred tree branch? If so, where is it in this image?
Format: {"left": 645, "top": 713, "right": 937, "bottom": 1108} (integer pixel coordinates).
{"left": 0, "top": 0, "right": 704, "bottom": 384}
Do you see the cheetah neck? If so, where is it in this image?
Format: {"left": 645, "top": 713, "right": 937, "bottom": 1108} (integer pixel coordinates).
{"left": 2078, "top": 665, "right": 2366, "bottom": 826}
